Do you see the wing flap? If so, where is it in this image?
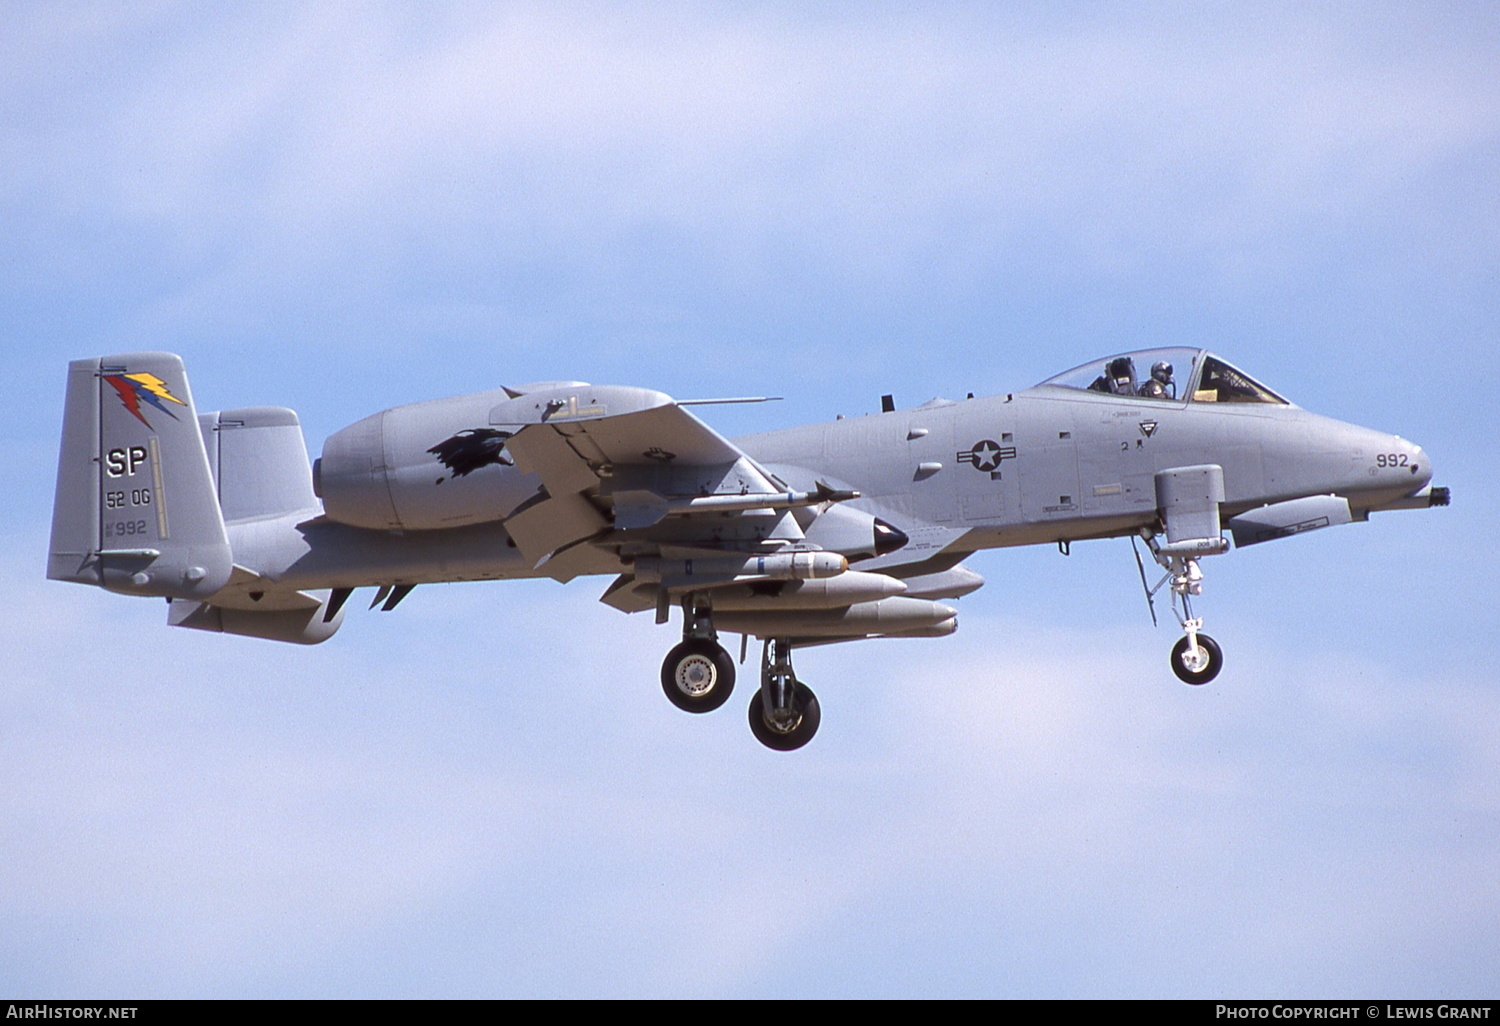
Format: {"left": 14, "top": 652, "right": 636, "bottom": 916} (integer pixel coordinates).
{"left": 504, "top": 491, "right": 609, "bottom": 567}
{"left": 490, "top": 383, "right": 820, "bottom": 567}
{"left": 502, "top": 424, "right": 600, "bottom": 497}
{"left": 538, "top": 537, "right": 620, "bottom": 583}
{"left": 489, "top": 384, "right": 867, "bottom": 575}
{"left": 492, "top": 384, "right": 778, "bottom": 483}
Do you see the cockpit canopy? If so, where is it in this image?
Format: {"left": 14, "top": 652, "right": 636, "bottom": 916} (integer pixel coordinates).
{"left": 1037, "top": 348, "right": 1289, "bottom": 405}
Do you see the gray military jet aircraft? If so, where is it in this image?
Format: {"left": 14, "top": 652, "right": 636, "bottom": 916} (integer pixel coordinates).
{"left": 49, "top": 348, "right": 1447, "bottom": 750}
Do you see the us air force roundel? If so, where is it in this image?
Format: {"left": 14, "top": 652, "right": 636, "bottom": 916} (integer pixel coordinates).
{"left": 957, "top": 439, "right": 1017, "bottom": 472}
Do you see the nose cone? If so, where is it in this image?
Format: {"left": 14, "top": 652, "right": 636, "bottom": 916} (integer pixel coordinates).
{"left": 1359, "top": 434, "right": 1447, "bottom": 513}
{"left": 1396, "top": 436, "right": 1433, "bottom": 493}
{"left": 1295, "top": 412, "right": 1442, "bottom": 514}
{"left": 1412, "top": 443, "right": 1433, "bottom": 491}
{"left": 1348, "top": 425, "right": 1430, "bottom": 493}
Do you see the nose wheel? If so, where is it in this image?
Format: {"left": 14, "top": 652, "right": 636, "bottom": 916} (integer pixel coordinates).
{"left": 1171, "top": 631, "right": 1222, "bottom": 685}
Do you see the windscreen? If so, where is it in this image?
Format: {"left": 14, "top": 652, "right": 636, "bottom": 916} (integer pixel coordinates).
{"left": 1192, "top": 356, "right": 1287, "bottom": 404}
{"left": 1038, "top": 348, "right": 1200, "bottom": 401}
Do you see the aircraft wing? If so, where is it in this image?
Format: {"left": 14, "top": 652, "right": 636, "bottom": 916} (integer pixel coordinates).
{"left": 489, "top": 385, "right": 837, "bottom": 576}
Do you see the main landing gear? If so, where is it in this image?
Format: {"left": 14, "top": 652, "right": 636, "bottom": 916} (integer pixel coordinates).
{"left": 658, "top": 595, "right": 820, "bottom": 750}
{"left": 660, "top": 597, "right": 735, "bottom": 713}
{"left": 748, "top": 639, "right": 820, "bottom": 751}
{"left": 1136, "top": 534, "right": 1225, "bottom": 686}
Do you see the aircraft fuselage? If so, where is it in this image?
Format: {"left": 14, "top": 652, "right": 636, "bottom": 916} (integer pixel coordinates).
{"left": 222, "top": 381, "right": 1430, "bottom": 594}
{"left": 49, "top": 348, "right": 1445, "bottom": 748}
{"left": 740, "top": 384, "right": 1431, "bottom": 554}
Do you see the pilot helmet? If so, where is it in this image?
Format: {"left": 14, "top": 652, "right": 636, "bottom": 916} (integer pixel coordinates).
{"left": 1151, "top": 361, "right": 1174, "bottom": 383}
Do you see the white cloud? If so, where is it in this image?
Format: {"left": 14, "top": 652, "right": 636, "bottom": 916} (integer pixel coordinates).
{"left": 4, "top": 546, "right": 1495, "bottom": 995}
{"left": 8, "top": 3, "right": 1495, "bottom": 297}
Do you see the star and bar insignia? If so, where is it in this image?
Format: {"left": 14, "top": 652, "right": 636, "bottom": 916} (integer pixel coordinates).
{"left": 957, "top": 439, "right": 1017, "bottom": 472}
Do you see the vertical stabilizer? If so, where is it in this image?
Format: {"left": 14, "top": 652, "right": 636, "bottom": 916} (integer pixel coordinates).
{"left": 200, "top": 407, "right": 320, "bottom": 522}
{"left": 48, "top": 353, "right": 233, "bottom": 599}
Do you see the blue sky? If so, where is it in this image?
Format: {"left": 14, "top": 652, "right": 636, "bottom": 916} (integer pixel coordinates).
{"left": 2, "top": 2, "right": 1496, "bottom": 997}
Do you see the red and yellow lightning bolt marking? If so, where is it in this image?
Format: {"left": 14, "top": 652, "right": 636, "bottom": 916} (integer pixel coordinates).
{"left": 124, "top": 373, "right": 186, "bottom": 408}
{"left": 103, "top": 372, "right": 186, "bottom": 429}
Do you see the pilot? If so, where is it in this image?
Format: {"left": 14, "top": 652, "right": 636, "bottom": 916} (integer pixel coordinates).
{"left": 1138, "top": 361, "right": 1175, "bottom": 399}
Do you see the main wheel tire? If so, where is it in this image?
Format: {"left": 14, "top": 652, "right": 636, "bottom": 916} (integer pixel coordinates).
{"left": 1171, "top": 633, "right": 1223, "bottom": 685}
{"left": 661, "top": 639, "right": 736, "bottom": 713}
{"left": 748, "top": 681, "right": 821, "bottom": 751}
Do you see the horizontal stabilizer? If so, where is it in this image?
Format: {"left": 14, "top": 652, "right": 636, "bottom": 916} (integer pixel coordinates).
{"left": 169, "top": 592, "right": 343, "bottom": 644}
{"left": 205, "top": 565, "right": 324, "bottom": 611}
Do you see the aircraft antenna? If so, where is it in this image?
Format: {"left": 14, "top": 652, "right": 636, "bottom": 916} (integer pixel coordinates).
{"left": 1130, "top": 535, "right": 1159, "bottom": 628}
{"left": 678, "top": 396, "right": 783, "bottom": 406}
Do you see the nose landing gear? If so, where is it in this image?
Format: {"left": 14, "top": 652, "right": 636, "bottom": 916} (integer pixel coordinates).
{"left": 1163, "top": 557, "right": 1223, "bottom": 684}
{"left": 1135, "top": 532, "right": 1226, "bottom": 685}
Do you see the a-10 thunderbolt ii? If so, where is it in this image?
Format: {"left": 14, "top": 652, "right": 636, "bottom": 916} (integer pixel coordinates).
{"left": 48, "top": 348, "right": 1447, "bottom": 750}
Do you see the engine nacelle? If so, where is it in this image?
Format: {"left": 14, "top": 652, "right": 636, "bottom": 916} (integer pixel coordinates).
{"left": 316, "top": 388, "right": 543, "bottom": 530}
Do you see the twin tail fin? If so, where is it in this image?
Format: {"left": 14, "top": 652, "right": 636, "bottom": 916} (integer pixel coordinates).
{"left": 48, "top": 353, "right": 234, "bottom": 600}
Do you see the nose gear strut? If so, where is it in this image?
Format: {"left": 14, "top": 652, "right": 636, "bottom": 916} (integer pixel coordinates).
{"left": 1133, "top": 531, "right": 1225, "bottom": 685}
